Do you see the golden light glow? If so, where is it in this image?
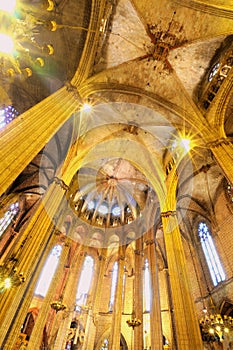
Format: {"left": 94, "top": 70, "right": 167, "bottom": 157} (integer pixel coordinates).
{"left": 0, "top": 0, "right": 16, "bottom": 13}
{"left": 180, "top": 138, "right": 191, "bottom": 152}
{"left": 82, "top": 103, "right": 92, "bottom": 112}
{"left": 216, "top": 325, "right": 221, "bottom": 332}
{"left": 209, "top": 328, "right": 215, "bottom": 334}
{"left": 4, "top": 278, "right": 11, "bottom": 289}
{"left": 0, "top": 34, "right": 14, "bottom": 54}
{"left": 224, "top": 327, "right": 229, "bottom": 333}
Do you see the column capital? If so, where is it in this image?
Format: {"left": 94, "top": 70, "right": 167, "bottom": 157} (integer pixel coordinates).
{"left": 118, "top": 255, "right": 125, "bottom": 261}
{"left": 64, "top": 81, "right": 82, "bottom": 102}
{"left": 98, "top": 255, "right": 107, "bottom": 261}
{"left": 161, "top": 210, "right": 176, "bottom": 218}
{"left": 134, "top": 249, "right": 142, "bottom": 256}
{"left": 207, "top": 137, "right": 232, "bottom": 148}
{"left": 53, "top": 177, "right": 69, "bottom": 191}
{"left": 145, "top": 239, "right": 155, "bottom": 246}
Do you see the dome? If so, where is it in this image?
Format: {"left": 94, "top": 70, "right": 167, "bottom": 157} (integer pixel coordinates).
{"left": 67, "top": 158, "right": 151, "bottom": 228}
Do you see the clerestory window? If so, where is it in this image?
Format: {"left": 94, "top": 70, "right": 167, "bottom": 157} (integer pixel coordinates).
{"left": 0, "top": 105, "right": 19, "bottom": 129}
{"left": 109, "top": 261, "right": 118, "bottom": 311}
{"left": 144, "top": 259, "right": 151, "bottom": 312}
{"left": 0, "top": 202, "right": 19, "bottom": 237}
{"left": 76, "top": 255, "right": 94, "bottom": 309}
{"left": 198, "top": 222, "right": 225, "bottom": 286}
{"left": 34, "top": 244, "right": 62, "bottom": 297}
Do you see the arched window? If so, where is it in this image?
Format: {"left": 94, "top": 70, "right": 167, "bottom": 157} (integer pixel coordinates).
{"left": 109, "top": 261, "right": 118, "bottom": 311}
{"left": 208, "top": 62, "right": 220, "bottom": 82}
{"left": 0, "top": 202, "right": 19, "bottom": 237}
{"left": 76, "top": 255, "right": 94, "bottom": 308}
{"left": 0, "top": 105, "right": 19, "bottom": 129}
{"left": 34, "top": 245, "right": 62, "bottom": 297}
{"left": 143, "top": 259, "right": 151, "bottom": 312}
{"left": 198, "top": 222, "right": 225, "bottom": 286}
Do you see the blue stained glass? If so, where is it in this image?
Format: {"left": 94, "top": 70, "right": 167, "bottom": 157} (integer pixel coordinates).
{"left": 0, "top": 202, "right": 19, "bottom": 237}
{"left": 198, "top": 222, "right": 225, "bottom": 286}
{"left": 0, "top": 105, "right": 19, "bottom": 129}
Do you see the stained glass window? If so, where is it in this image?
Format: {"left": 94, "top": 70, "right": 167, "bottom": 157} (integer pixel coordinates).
{"left": 76, "top": 255, "right": 94, "bottom": 308}
{"left": 198, "top": 222, "right": 225, "bottom": 286}
{"left": 208, "top": 62, "right": 220, "bottom": 82}
{"left": 0, "top": 105, "right": 19, "bottom": 129}
{"left": 226, "top": 183, "right": 233, "bottom": 203}
{"left": 34, "top": 244, "right": 62, "bottom": 297}
{"left": 144, "top": 259, "right": 151, "bottom": 312}
{"left": 109, "top": 261, "right": 118, "bottom": 311}
{"left": 0, "top": 202, "right": 19, "bottom": 237}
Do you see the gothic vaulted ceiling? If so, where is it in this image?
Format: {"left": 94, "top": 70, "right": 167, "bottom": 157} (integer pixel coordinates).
{"left": 1, "top": 0, "right": 233, "bottom": 242}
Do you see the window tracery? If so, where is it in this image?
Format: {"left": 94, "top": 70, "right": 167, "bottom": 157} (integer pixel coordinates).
{"left": 202, "top": 50, "right": 233, "bottom": 110}
{"left": 0, "top": 201, "right": 19, "bottom": 237}
{"left": 226, "top": 183, "right": 233, "bottom": 203}
{"left": 0, "top": 105, "right": 19, "bottom": 129}
{"left": 208, "top": 62, "right": 220, "bottom": 82}
{"left": 198, "top": 222, "right": 225, "bottom": 286}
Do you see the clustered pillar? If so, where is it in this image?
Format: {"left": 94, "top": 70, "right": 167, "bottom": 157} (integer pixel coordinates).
{"left": 161, "top": 211, "right": 204, "bottom": 350}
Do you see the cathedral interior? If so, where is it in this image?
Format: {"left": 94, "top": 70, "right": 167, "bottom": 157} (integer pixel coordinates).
{"left": 0, "top": 0, "right": 233, "bottom": 349}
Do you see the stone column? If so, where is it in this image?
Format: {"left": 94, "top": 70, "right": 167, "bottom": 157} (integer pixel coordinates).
{"left": 82, "top": 248, "right": 107, "bottom": 350}
{"left": 161, "top": 211, "right": 204, "bottom": 350}
{"left": 208, "top": 140, "right": 233, "bottom": 185}
{"left": 0, "top": 86, "right": 79, "bottom": 196}
{"left": 134, "top": 238, "right": 143, "bottom": 350}
{"left": 27, "top": 242, "right": 70, "bottom": 350}
{"left": 52, "top": 248, "right": 85, "bottom": 350}
{"left": 108, "top": 246, "right": 125, "bottom": 350}
{"left": 146, "top": 231, "right": 163, "bottom": 350}
{"left": 0, "top": 182, "right": 66, "bottom": 347}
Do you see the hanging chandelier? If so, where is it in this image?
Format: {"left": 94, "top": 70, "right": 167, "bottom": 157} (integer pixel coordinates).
{"left": 199, "top": 305, "right": 233, "bottom": 342}
{"left": 50, "top": 298, "right": 67, "bottom": 313}
{"left": 0, "top": 0, "right": 54, "bottom": 80}
{"left": 126, "top": 310, "right": 142, "bottom": 330}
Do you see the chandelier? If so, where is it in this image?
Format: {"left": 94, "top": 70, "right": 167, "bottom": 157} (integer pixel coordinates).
{"left": 0, "top": 0, "right": 54, "bottom": 80}
{"left": 50, "top": 298, "right": 67, "bottom": 313}
{"left": 126, "top": 310, "right": 142, "bottom": 330}
{"left": 199, "top": 304, "right": 233, "bottom": 342}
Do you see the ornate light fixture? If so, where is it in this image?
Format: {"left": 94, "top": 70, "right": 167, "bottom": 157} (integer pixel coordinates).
{"left": 0, "top": 0, "right": 54, "bottom": 81}
{"left": 50, "top": 298, "right": 67, "bottom": 313}
{"left": 126, "top": 310, "right": 142, "bottom": 330}
{"left": 0, "top": 263, "right": 25, "bottom": 293}
{"left": 199, "top": 300, "right": 233, "bottom": 342}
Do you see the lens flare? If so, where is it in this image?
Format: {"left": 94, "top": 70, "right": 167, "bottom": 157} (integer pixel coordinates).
{"left": 0, "top": 0, "right": 16, "bottom": 13}
{"left": 0, "top": 34, "right": 14, "bottom": 54}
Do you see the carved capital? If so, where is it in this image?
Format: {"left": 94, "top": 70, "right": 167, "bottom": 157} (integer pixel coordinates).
{"left": 161, "top": 210, "right": 176, "bottom": 218}
{"left": 207, "top": 137, "right": 232, "bottom": 148}
{"left": 65, "top": 81, "right": 82, "bottom": 102}
{"left": 53, "top": 176, "right": 69, "bottom": 191}
{"left": 145, "top": 239, "right": 155, "bottom": 246}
